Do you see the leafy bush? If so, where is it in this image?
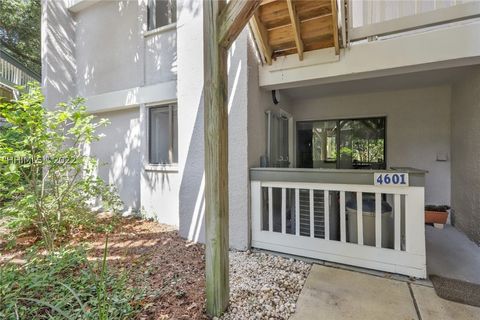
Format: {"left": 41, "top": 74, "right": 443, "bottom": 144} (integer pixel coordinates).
{"left": 0, "top": 85, "right": 123, "bottom": 250}
{"left": 0, "top": 242, "right": 143, "bottom": 319}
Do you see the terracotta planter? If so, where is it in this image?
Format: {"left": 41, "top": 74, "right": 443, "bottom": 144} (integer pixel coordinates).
{"left": 425, "top": 210, "right": 448, "bottom": 224}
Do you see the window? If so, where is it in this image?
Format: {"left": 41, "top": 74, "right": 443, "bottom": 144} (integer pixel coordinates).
{"left": 297, "top": 117, "right": 386, "bottom": 170}
{"left": 147, "top": 0, "right": 176, "bottom": 31}
{"left": 149, "top": 104, "right": 178, "bottom": 165}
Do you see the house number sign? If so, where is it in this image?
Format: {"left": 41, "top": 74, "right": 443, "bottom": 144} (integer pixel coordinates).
{"left": 374, "top": 173, "right": 409, "bottom": 186}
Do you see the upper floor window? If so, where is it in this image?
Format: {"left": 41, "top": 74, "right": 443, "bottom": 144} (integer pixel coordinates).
{"left": 149, "top": 104, "right": 178, "bottom": 165}
{"left": 147, "top": 0, "right": 177, "bottom": 31}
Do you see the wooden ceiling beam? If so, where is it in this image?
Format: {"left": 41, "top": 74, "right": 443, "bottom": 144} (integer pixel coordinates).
{"left": 250, "top": 12, "right": 273, "bottom": 65}
{"left": 218, "top": 0, "right": 262, "bottom": 49}
{"left": 286, "top": 0, "right": 304, "bottom": 60}
{"left": 331, "top": 0, "right": 340, "bottom": 55}
{"left": 260, "top": 0, "right": 278, "bottom": 6}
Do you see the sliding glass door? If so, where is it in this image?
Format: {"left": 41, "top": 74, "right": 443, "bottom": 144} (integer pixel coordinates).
{"left": 296, "top": 117, "right": 386, "bottom": 170}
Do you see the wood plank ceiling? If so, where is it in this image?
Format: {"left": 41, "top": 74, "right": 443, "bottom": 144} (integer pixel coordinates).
{"left": 250, "top": 0, "right": 340, "bottom": 65}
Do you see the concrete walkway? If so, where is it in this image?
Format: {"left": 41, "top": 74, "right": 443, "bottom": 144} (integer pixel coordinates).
{"left": 426, "top": 225, "right": 480, "bottom": 284}
{"left": 292, "top": 265, "right": 480, "bottom": 320}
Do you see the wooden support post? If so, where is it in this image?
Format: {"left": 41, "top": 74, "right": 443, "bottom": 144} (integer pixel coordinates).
{"left": 218, "top": 0, "right": 262, "bottom": 48}
{"left": 203, "top": 0, "right": 261, "bottom": 317}
{"left": 204, "top": 0, "right": 229, "bottom": 316}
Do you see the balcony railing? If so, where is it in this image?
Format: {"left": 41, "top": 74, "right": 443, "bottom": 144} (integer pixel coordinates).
{"left": 0, "top": 50, "right": 40, "bottom": 90}
{"left": 250, "top": 167, "right": 427, "bottom": 278}
{"left": 347, "top": 0, "right": 480, "bottom": 41}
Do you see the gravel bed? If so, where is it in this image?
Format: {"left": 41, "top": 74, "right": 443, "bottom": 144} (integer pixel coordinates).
{"left": 220, "top": 251, "right": 311, "bottom": 320}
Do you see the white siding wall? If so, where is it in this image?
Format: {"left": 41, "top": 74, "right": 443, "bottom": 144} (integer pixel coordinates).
{"left": 288, "top": 85, "right": 451, "bottom": 206}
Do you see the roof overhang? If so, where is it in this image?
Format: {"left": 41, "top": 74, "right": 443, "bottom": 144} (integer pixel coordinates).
{"left": 250, "top": 0, "right": 341, "bottom": 65}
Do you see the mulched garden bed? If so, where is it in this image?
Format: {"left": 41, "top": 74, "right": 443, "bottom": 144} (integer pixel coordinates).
{"left": 1, "top": 217, "right": 208, "bottom": 319}
{"left": 0, "top": 216, "right": 310, "bottom": 319}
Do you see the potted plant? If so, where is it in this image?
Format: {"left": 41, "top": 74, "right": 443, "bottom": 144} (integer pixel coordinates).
{"left": 425, "top": 205, "right": 450, "bottom": 227}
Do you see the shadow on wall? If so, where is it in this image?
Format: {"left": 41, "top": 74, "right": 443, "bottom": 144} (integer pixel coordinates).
{"left": 142, "top": 166, "right": 174, "bottom": 192}
{"left": 145, "top": 30, "right": 177, "bottom": 85}
{"left": 91, "top": 109, "right": 142, "bottom": 212}
{"left": 179, "top": 29, "right": 247, "bottom": 246}
{"left": 179, "top": 90, "right": 205, "bottom": 243}
{"left": 74, "top": 0, "right": 146, "bottom": 96}
{"left": 177, "top": 0, "right": 203, "bottom": 241}
{"left": 42, "top": 0, "right": 76, "bottom": 107}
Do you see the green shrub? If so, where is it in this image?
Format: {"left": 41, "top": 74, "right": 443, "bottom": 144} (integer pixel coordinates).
{"left": 0, "top": 84, "right": 123, "bottom": 250}
{"left": 0, "top": 243, "right": 142, "bottom": 319}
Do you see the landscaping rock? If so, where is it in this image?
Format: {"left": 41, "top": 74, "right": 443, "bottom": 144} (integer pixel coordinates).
{"left": 221, "top": 251, "right": 311, "bottom": 320}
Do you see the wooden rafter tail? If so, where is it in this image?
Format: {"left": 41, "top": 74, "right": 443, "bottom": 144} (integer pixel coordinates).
{"left": 250, "top": 12, "right": 273, "bottom": 65}
{"left": 287, "top": 0, "right": 304, "bottom": 61}
{"left": 331, "top": 0, "right": 340, "bottom": 55}
{"left": 218, "top": 0, "right": 262, "bottom": 49}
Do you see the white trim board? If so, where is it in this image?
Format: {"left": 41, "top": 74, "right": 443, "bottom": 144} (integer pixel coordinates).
{"left": 259, "top": 21, "right": 480, "bottom": 90}
{"left": 262, "top": 47, "right": 339, "bottom": 72}
{"left": 85, "top": 81, "right": 177, "bottom": 114}
{"left": 144, "top": 23, "right": 177, "bottom": 38}
{"left": 252, "top": 237, "right": 426, "bottom": 278}
{"left": 65, "top": 0, "right": 102, "bottom": 13}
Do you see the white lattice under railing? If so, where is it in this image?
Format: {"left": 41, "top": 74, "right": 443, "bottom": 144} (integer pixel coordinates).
{"left": 251, "top": 179, "right": 426, "bottom": 278}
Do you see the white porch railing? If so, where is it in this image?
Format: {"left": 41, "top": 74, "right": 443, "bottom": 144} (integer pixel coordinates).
{"left": 250, "top": 168, "right": 426, "bottom": 278}
{"left": 347, "top": 0, "right": 480, "bottom": 41}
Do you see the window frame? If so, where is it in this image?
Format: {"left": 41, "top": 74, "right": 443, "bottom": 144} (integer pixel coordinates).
{"left": 147, "top": 103, "right": 178, "bottom": 167}
{"left": 296, "top": 116, "right": 387, "bottom": 169}
{"left": 147, "top": 0, "right": 177, "bottom": 32}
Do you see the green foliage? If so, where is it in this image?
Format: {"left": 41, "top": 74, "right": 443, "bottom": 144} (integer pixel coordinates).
{"left": 0, "top": 0, "right": 41, "bottom": 74}
{"left": 0, "top": 244, "right": 143, "bottom": 319}
{"left": 0, "top": 84, "right": 123, "bottom": 251}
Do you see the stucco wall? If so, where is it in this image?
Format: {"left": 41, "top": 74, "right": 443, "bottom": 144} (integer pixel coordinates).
{"left": 90, "top": 107, "right": 142, "bottom": 211}
{"left": 41, "top": 0, "right": 77, "bottom": 107}
{"left": 177, "top": 0, "right": 205, "bottom": 244}
{"left": 226, "top": 31, "right": 250, "bottom": 250}
{"left": 247, "top": 66, "right": 293, "bottom": 168}
{"left": 72, "top": 0, "right": 177, "bottom": 97}
{"left": 74, "top": 0, "right": 145, "bottom": 96}
{"left": 287, "top": 86, "right": 451, "bottom": 206}
{"left": 139, "top": 105, "right": 180, "bottom": 226}
{"left": 42, "top": 0, "right": 180, "bottom": 222}
{"left": 176, "top": 0, "right": 251, "bottom": 250}
{"left": 451, "top": 67, "right": 480, "bottom": 244}
{"left": 144, "top": 29, "right": 177, "bottom": 85}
